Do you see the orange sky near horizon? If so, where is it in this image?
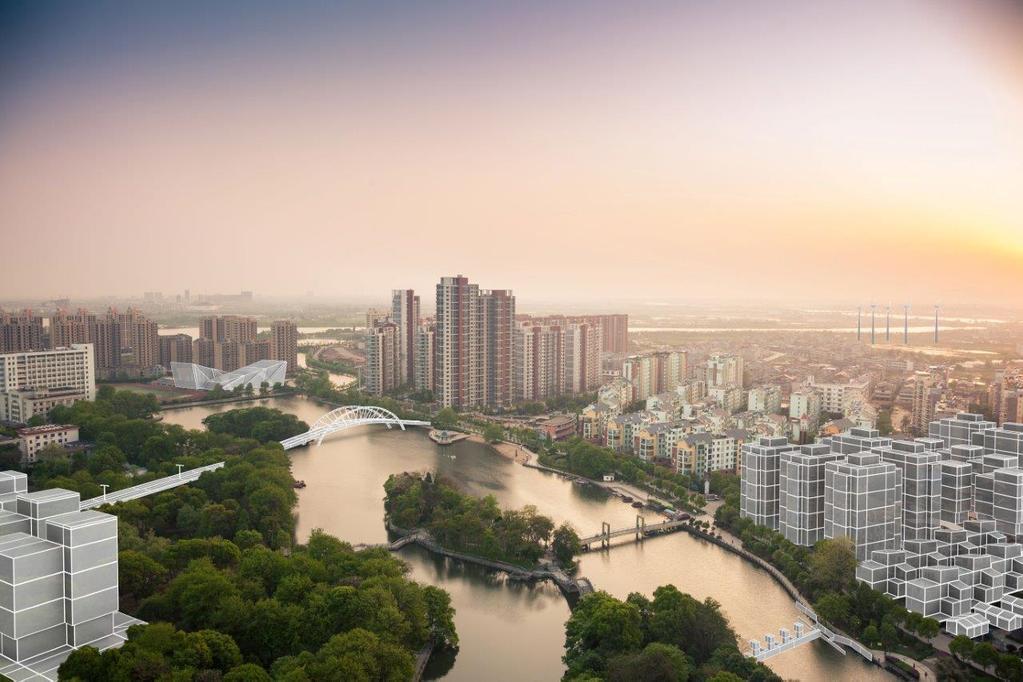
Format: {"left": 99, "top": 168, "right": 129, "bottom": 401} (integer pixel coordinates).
{"left": 0, "top": 0, "right": 1021, "bottom": 305}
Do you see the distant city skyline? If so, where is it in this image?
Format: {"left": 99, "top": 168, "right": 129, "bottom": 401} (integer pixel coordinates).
{"left": 2, "top": 0, "right": 1022, "bottom": 303}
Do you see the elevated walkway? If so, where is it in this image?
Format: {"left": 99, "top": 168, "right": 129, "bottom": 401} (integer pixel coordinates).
{"left": 79, "top": 462, "right": 225, "bottom": 510}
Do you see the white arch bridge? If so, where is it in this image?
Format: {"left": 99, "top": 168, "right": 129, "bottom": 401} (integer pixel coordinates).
{"left": 279, "top": 405, "right": 431, "bottom": 450}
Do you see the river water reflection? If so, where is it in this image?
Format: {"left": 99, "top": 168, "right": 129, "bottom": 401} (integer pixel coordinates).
{"left": 162, "top": 396, "right": 889, "bottom": 681}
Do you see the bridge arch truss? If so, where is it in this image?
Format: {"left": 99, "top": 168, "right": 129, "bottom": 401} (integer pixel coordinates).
{"left": 280, "top": 405, "right": 431, "bottom": 449}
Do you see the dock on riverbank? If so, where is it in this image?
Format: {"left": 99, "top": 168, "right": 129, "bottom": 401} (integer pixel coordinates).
{"left": 428, "top": 429, "right": 469, "bottom": 445}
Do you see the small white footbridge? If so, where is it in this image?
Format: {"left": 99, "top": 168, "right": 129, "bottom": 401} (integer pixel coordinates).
{"left": 748, "top": 602, "right": 874, "bottom": 662}
{"left": 280, "top": 405, "right": 431, "bottom": 450}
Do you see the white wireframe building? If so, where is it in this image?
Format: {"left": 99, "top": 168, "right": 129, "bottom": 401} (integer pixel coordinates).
{"left": 824, "top": 452, "right": 903, "bottom": 561}
{"left": 171, "top": 360, "right": 286, "bottom": 391}
{"left": 929, "top": 412, "right": 996, "bottom": 448}
{"left": 777, "top": 444, "right": 845, "bottom": 546}
{"left": 874, "top": 440, "right": 942, "bottom": 542}
{"left": 740, "top": 437, "right": 798, "bottom": 530}
{"left": 0, "top": 472, "right": 142, "bottom": 679}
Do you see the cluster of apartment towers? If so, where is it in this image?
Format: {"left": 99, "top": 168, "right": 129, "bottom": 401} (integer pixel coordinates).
{"left": 741, "top": 412, "right": 1023, "bottom": 638}
{"left": 363, "top": 275, "right": 628, "bottom": 406}
{"left": 0, "top": 309, "right": 298, "bottom": 379}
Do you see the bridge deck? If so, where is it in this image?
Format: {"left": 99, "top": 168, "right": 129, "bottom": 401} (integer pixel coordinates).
{"left": 79, "top": 462, "right": 225, "bottom": 510}
{"left": 578, "top": 519, "right": 686, "bottom": 546}
{"left": 280, "top": 418, "right": 431, "bottom": 450}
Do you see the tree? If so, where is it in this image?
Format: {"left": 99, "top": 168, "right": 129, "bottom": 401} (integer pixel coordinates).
{"left": 483, "top": 422, "right": 505, "bottom": 443}
{"left": 433, "top": 407, "right": 458, "bottom": 430}
{"left": 607, "top": 642, "right": 691, "bottom": 682}
{"left": 948, "top": 634, "right": 974, "bottom": 662}
{"left": 916, "top": 616, "right": 939, "bottom": 639}
{"left": 878, "top": 621, "right": 898, "bottom": 651}
{"left": 809, "top": 537, "right": 856, "bottom": 593}
{"left": 564, "top": 592, "right": 643, "bottom": 677}
{"left": 934, "top": 656, "right": 969, "bottom": 682}
{"left": 119, "top": 550, "right": 168, "bottom": 602}
{"left": 876, "top": 410, "right": 893, "bottom": 436}
{"left": 972, "top": 642, "right": 998, "bottom": 671}
{"left": 224, "top": 663, "right": 273, "bottom": 681}
{"left": 814, "top": 592, "right": 850, "bottom": 627}
{"left": 552, "top": 523, "right": 582, "bottom": 568}
{"left": 996, "top": 653, "right": 1023, "bottom": 682}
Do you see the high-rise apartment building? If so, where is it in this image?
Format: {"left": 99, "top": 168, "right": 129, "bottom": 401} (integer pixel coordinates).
{"left": 513, "top": 320, "right": 561, "bottom": 403}
{"left": 364, "top": 321, "right": 400, "bottom": 396}
{"left": 706, "top": 354, "right": 744, "bottom": 388}
{"left": 200, "top": 315, "right": 257, "bottom": 343}
{"left": 911, "top": 374, "right": 938, "bottom": 434}
{"left": 196, "top": 315, "right": 264, "bottom": 373}
{"left": 270, "top": 320, "right": 298, "bottom": 375}
{"left": 622, "top": 351, "right": 688, "bottom": 402}
{"left": 0, "top": 345, "right": 96, "bottom": 422}
{"left": 482, "top": 290, "right": 515, "bottom": 408}
{"left": 824, "top": 452, "right": 903, "bottom": 561}
{"left": 563, "top": 321, "right": 602, "bottom": 395}
{"left": 48, "top": 308, "right": 159, "bottom": 379}
{"left": 433, "top": 276, "right": 515, "bottom": 409}
{"left": 414, "top": 325, "right": 435, "bottom": 393}
{"left": 598, "top": 314, "right": 629, "bottom": 354}
{"left": 158, "top": 334, "right": 193, "bottom": 368}
{"left": 391, "top": 290, "right": 420, "bottom": 387}
{"left": 0, "top": 310, "right": 44, "bottom": 354}
{"left": 435, "top": 275, "right": 481, "bottom": 408}
{"left": 49, "top": 309, "right": 95, "bottom": 350}
{"left": 114, "top": 308, "right": 158, "bottom": 372}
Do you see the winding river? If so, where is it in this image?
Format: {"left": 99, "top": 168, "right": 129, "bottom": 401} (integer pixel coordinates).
{"left": 162, "top": 395, "right": 889, "bottom": 681}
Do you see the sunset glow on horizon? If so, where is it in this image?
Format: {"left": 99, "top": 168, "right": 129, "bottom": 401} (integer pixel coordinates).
{"left": 1, "top": 0, "right": 1021, "bottom": 304}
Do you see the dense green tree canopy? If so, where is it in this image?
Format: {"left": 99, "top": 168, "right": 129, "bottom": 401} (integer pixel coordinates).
{"left": 563, "top": 590, "right": 778, "bottom": 682}
{"left": 46, "top": 389, "right": 458, "bottom": 680}
{"left": 384, "top": 472, "right": 573, "bottom": 568}
{"left": 202, "top": 406, "right": 308, "bottom": 443}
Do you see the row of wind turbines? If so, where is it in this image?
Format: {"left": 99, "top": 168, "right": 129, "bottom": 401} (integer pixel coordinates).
{"left": 856, "top": 304, "right": 940, "bottom": 345}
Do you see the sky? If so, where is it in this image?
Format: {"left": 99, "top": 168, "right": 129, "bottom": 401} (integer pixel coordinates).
{"left": 1, "top": 0, "right": 1022, "bottom": 305}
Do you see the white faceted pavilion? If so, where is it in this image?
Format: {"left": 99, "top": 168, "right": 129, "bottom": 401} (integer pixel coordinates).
{"left": 171, "top": 360, "right": 286, "bottom": 391}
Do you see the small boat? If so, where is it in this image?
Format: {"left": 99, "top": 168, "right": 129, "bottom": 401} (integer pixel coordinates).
{"left": 293, "top": 480, "right": 307, "bottom": 489}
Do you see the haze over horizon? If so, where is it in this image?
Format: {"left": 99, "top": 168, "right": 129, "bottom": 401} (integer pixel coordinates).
{"left": 2, "top": 0, "right": 1022, "bottom": 304}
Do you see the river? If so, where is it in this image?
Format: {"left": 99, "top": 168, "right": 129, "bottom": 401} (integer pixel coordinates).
{"left": 161, "top": 395, "right": 889, "bottom": 681}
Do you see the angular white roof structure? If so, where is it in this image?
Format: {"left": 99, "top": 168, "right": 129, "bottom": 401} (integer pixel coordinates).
{"left": 171, "top": 360, "right": 286, "bottom": 391}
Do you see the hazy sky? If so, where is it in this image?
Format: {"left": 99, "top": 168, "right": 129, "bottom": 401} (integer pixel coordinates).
{"left": 1, "top": 0, "right": 1021, "bottom": 304}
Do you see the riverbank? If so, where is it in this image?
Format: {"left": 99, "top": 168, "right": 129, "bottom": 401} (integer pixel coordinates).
{"left": 158, "top": 391, "right": 296, "bottom": 411}
{"left": 469, "top": 435, "right": 535, "bottom": 464}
